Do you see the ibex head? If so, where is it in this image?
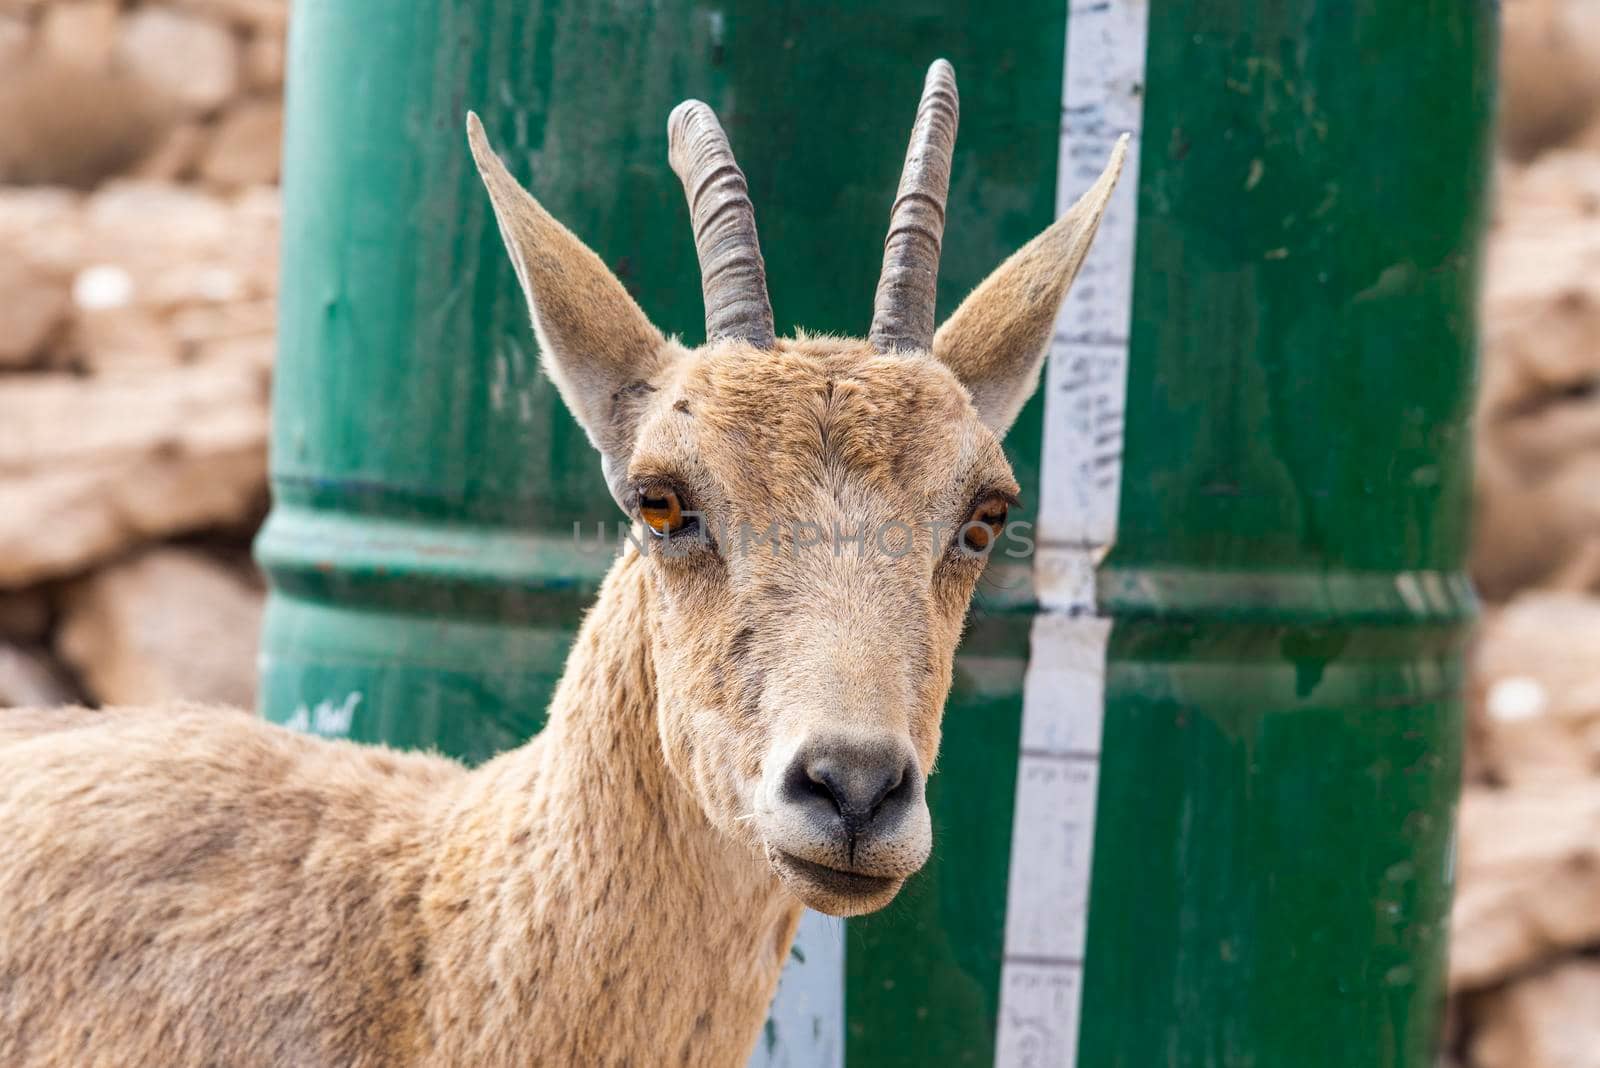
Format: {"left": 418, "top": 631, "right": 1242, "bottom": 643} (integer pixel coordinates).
{"left": 469, "top": 60, "right": 1123, "bottom": 917}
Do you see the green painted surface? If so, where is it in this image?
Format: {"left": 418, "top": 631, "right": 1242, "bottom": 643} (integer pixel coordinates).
{"left": 1078, "top": 3, "right": 1495, "bottom": 1066}
{"left": 258, "top": 0, "right": 1062, "bottom": 1061}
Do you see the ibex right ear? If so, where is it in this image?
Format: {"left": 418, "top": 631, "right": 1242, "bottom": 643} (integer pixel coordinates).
{"left": 466, "top": 113, "right": 668, "bottom": 495}
{"left": 933, "top": 137, "right": 1127, "bottom": 438}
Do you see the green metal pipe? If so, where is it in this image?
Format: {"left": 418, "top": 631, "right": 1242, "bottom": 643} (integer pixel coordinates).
{"left": 1071, "top": 4, "right": 1495, "bottom": 1067}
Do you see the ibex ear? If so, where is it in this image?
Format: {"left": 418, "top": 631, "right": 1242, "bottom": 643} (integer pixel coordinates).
{"left": 466, "top": 113, "right": 668, "bottom": 494}
{"left": 933, "top": 137, "right": 1128, "bottom": 437}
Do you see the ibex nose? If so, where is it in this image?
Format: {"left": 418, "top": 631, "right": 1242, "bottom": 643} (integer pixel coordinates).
{"left": 779, "top": 735, "right": 922, "bottom": 842}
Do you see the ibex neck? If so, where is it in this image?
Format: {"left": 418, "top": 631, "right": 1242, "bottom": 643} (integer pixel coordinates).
{"left": 426, "top": 548, "right": 798, "bottom": 1066}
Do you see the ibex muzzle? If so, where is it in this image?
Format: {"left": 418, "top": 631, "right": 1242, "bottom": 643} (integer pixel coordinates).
{"left": 764, "top": 733, "right": 928, "bottom": 911}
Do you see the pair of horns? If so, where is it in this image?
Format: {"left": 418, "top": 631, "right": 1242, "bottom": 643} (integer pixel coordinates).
{"left": 669, "top": 59, "right": 959, "bottom": 353}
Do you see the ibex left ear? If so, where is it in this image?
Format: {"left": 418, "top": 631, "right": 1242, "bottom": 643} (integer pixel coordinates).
{"left": 934, "top": 137, "right": 1127, "bottom": 437}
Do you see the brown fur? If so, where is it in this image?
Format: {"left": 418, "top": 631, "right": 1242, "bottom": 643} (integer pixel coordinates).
{"left": 0, "top": 107, "right": 1122, "bottom": 1066}
{"left": 1, "top": 558, "right": 791, "bottom": 1066}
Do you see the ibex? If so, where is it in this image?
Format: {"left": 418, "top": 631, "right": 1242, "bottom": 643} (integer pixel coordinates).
{"left": 0, "top": 61, "right": 1122, "bottom": 1066}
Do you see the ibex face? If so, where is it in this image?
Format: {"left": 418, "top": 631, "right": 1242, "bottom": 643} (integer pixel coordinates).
{"left": 469, "top": 61, "right": 1123, "bottom": 916}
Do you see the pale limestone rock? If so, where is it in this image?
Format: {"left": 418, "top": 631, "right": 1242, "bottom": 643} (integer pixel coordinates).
{"left": 1, "top": 183, "right": 248, "bottom": 272}
{"left": 77, "top": 182, "right": 279, "bottom": 306}
{"left": 0, "top": 182, "right": 279, "bottom": 319}
{"left": 173, "top": 298, "right": 277, "bottom": 371}
{"left": 86, "top": 180, "right": 235, "bottom": 251}
{"left": 1578, "top": 116, "right": 1600, "bottom": 154}
{"left": 199, "top": 98, "right": 282, "bottom": 187}
{"left": 0, "top": 645, "right": 77, "bottom": 708}
{"left": 0, "top": 60, "right": 173, "bottom": 188}
{"left": 0, "top": 365, "right": 269, "bottom": 588}
{"left": 71, "top": 304, "right": 185, "bottom": 371}
{"left": 1450, "top": 783, "right": 1600, "bottom": 990}
{"left": 116, "top": 8, "right": 240, "bottom": 114}
{"left": 169, "top": 298, "right": 277, "bottom": 346}
{"left": 0, "top": 259, "right": 70, "bottom": 368}
{"left": 131, "top": 120, "right": 210, "bottom": 182}
{"left": 0, "top": 187, "right": 85, "bottom": 265}
{"left": 1470, "top": 593, "right": 1600, "bottom": 785}
{"left": 39, "top": 0, "right": 119, "bottom": 71}
{"left": 0, "top": 15, "right": 30, "bottom": 69}
{"left": 1500, "top": 0, "right": 1600, "bottom": 159}
{"left": 1471, "top": 961, "right": 1600, "bottom": 1068}
{"left": 244, "top": 29, "right": 285, "bottom": 90}
{"left": 233, "top": 182, "right": 283, "bottom": 228}
{"left": 1474, "top": 152, "right": 1600, "bottom": 600}
{"left": 175, "top": 0, "right": 288, "bottom": 34}
{"left": 56, "top": 549, "right": 263, "bottom": 708}
{"left": 1496, "top": 149, "right": 1600, "bottom": 224}
{"left": 0, "top": 182, "right": 280, "bottom": 580}
{"left": 0, "top": 363, "right": 264, "bottom": 477}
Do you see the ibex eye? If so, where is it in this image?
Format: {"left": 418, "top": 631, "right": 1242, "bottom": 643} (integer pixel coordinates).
{"left": 960, "top": 497, "right": 1009, "bottom": 553}
{"left": 639, "top": 489, "right": 687, "bottom": 537}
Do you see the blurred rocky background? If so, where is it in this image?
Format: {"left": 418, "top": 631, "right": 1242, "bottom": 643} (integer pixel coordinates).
{"left": 1, "top": 0, "right": 1599, "bottom": 1063}
{"left": 0, "top": 0, "right": 279, "bottom": 710}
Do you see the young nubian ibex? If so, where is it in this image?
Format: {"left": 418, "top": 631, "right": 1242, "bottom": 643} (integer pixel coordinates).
{"left": 0, "top": 61, "right": 1123, "bottom": 1066}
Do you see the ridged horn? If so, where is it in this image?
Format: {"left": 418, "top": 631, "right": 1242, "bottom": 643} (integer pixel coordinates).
{"left": 869, "top": 59, "right": 960, "bottom": 353}
{"left": 667, "top": 101, "right": 775, "bottom": 350}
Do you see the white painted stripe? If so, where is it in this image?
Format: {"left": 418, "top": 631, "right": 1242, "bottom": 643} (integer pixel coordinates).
{"left": 995, "top": 1, "right": 1148, "bottom": 1065}
{"left": 749, "top": 911, "right": 845, "bottom": 1068}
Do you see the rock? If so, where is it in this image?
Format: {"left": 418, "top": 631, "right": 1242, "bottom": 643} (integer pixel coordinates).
{"left": 0, "top": 60, "right": 173, "bottom": 189}
{"left": 0, "top": 365, "right": 269, "bottom": 588}
{"left": 0, "top": 182, "right": 280, "bottom": 579}
{"left": 0, "top": 260, "right": 70, "bottom": 369}
{"left": 1496, "top": 149, "right": 1600, "bottom": 224}
{"left": 70, "top": 182, "right": 280, "bottom": 306}
{"left": 1500, "top": 0, "right": 1600, "bottom": 159}
{"left": 244, "top": 29, "right": 285, "bottom": 91}
{"left": 0, "top": 183, "right": 280, "bottom": 336}
{"left": 86, "top": 179, "right": 234, "bottom": 251}
{"left": 0, "top": 179, "right": 276, "bottom": 266}
{"left": 1449, "top": 783, "right": 1600, "bottom": 990}
{"left": 39, "top": 0, "right": 119, "bottom": 71}
{"left": 56, "top": 549, "right": 263, "bottom": 708}
{"left": 71, "top": 304, "right": 185, "bottom": 371}
{"left": 172, "top": 298, "right": 277, "bottom": 371}
{"left": 0, "top": 645, "right": 77, "bottom": 708}
{"left": 194, "top": 332, "right": 276, "bottom": 374}
{"left": 175, "top": 0, "right": 288, "bottom": 34}
{"left": 0, "top": 187, "right": 83, "bottom": 263}
{"left": 131, "top": 120, "right": 209, "bottom": 182}
{"left": 1473, "top": 156, "right": 1600, "bottom": 600}
{"left": 0, "top": 15, "right": 30, "bottom": 70}
{"left": 0, "top": 590, "right": 51, "bottom": 644}
{"left": 199, "top": 99, "right": 282, "bottom": 187}
{"left": 169, "top": 298, "right": 277, "bottom": 346}
{"left": 1578, "top": 117, "right": 1600, "bottom": 155}
{"left": 1471, "top": 593, "right": 1600, "bottom": 785}
{"left": 116, "top": 8, "right": 240, "bottom": 115}
{"left": 1471, "top": 961, "right": 1600, "bottom": 1068}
